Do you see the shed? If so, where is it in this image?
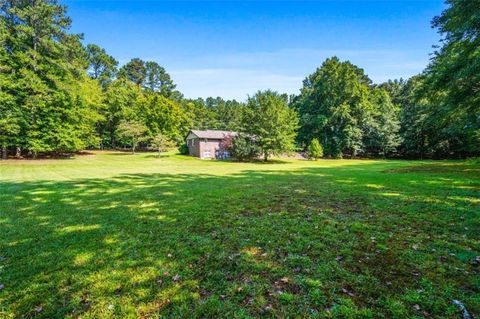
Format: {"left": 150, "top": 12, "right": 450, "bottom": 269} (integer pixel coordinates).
{"left": 185, "top": 130, "right": 238, "bottom": 159}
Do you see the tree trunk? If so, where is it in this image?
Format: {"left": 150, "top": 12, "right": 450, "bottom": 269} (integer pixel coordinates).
{"left": 132, "top": 138, "right": 135, "bottom": 154}
{"left": 264, "top": 153, "right": 268, "bottom": 162}
{"left": 1, "top": 145, "right": 7, "bottom": 160}
{"left": 15, "top": 147, "right": 21, "bottom": 158}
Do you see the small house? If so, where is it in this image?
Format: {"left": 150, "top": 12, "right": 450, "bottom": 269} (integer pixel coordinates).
{"left": 186, "top": 130, "right": 238, "bottom": 159}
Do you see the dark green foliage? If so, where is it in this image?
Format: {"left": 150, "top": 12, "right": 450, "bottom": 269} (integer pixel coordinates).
{"left": 363, "top": 88, "right": 402, "bottom": 157}
{"left": 293, "top": 57, "right": 400, "bottom": 158}
{"left": 230, "top": 134, "right": 260, "bottom": 161}
{"left": 86, "top": 44, "right": 118, "bottom": 88}
{"left": 178, "top": 143, "right": 189, "bottom": 155}
{"left": 420, "top": 0, "right": 480, "bottom": 157}
{"left": 0, "top": 0, "right": 103, "bottom": 157}
{"left": 118, "top": 58, "right": 147, "bottom": 86}
{"left": 1, "top": 0, "right": 478, "bottom": 160}
{"left": 379, "top": 1, "right": 480, "bottom": 159}
{"left": 144, "top": 61, "right": 177, "bottom": 97}
{"left": 118, "top": 58, "right": 181, "bottom": 99}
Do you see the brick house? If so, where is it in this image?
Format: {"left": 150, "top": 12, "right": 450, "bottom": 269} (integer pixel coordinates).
{"left": 186, "top": 130, "right": 238, "bottom": 159}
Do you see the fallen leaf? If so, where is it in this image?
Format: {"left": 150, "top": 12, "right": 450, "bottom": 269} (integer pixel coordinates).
{"left": 35, "top": 306, "right": 43, "bottom": 313}
{"left": 172, "top": 274, "right": 181, "bottom": 282}
{"left": 335, "top": 255, "right": 343, "bottom": 261}
{"left": 413, "top": 304, "right": 421, "bottom": 311}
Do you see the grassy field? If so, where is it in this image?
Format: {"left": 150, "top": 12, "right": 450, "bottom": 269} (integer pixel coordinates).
{"left": 0, "top": 151, "right": 479, "bottom": 318}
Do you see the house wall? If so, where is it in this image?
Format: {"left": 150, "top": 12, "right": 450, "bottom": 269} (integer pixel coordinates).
{"left": 186, "top": 137, "right": 225, "bottom": 159}
{"left": 187, "top": 138, "right": 200, "bottom": 157}
{"left": 198, "top": 139, "right": 222, "bottom": 159}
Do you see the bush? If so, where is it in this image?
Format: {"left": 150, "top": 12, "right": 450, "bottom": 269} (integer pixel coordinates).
{"left": 178, "top": 143, "right": 189, "bottom": 155}
{"left": 230, "top": 134, "right": 260, "bottom": 161}
{"left": 307, "top": 138, "right": 323, "bottom": 160}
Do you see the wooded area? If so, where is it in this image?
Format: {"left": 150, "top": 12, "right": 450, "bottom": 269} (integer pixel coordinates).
{"left": 0, "top": 0, "right": 478, "bottom": 159}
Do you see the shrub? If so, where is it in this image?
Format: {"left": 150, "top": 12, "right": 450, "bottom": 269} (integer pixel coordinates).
{"left": 178, "top": 143, "right": 189, "bottom": 155}
{"left": 230, "top": 134, "right": 260, "bottom": 161}
{"left": 307, "top": 138, "right": 324, "bottom": 160}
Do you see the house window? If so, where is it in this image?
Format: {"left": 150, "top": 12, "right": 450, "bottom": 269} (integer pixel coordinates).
{"left": 203, "top": 150, "right": 211, "bottom": 158}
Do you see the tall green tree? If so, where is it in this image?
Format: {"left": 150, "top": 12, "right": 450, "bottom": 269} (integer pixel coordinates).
{"left": 363, "top": 88, "right": 402, "bottom": 156}
{"left": 144, "top": 61, "right": 176, "bottom": 97}
{"left": 0, "top": 17, "right": 21, "bottom": 158}
{"left": 245, "top": 90, "right": 299, "bottom": 161}
{"left": 293, "top": 57, "right": 372, "bottom": 158}
{"left": 103, "top": 78, "right": 143, "bottom": 147}
{"left": 118, "top": 58, "right": 146, "bottom": 86}
{"left": 86, "top": 44, "right": 118, "bottom": 88}
{"left": 1, "top": 0, "right": 102, "bottom": 157}
{"left": 138, "top": 92, "right": 190, "bottom": 143}
{"left": 397, "top": 76, "right": 433, "bottom": 158}
{"left": 420, "top": 0, "right": 480, "bottom": 157}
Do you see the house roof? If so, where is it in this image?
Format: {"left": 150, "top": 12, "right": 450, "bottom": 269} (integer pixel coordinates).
{"left": 189, "top": 130, "right": 238, "bottom": 139}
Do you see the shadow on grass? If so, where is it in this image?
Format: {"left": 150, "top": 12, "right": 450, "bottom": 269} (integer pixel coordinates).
{"left": 0, "top": 162, "right": 479, "bottom": 318}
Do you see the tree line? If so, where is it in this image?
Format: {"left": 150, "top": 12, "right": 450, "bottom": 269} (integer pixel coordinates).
{"left": 0, "top": 0, "right": 478, "bottom": 159}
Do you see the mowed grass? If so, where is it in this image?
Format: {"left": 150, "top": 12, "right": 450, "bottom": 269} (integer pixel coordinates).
{"left": 0, "top": 151, "right": 479, "bottom": 318}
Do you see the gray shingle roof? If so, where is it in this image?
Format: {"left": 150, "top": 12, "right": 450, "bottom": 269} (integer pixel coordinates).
{"left": 189, "top": 130, "right": 238, "bottom": 139}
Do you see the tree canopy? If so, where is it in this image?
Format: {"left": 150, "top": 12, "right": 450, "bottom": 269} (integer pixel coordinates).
{"left": 292, "top": 57, "right": 400, "bottom": 158}
{"left": 245, "top": 90, "right": 299, "bottom": 161}
{"left": 0, "top": 0, "right": 477, "bottom": 160}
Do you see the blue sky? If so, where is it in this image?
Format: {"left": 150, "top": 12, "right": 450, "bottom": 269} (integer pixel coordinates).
{"left": 65, "top": 0, "right": 445, "bottom": 100}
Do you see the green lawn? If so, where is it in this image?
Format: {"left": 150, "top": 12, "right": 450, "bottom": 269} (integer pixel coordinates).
{"left": 0, "top": 152, "right": 479, "bottom": 318}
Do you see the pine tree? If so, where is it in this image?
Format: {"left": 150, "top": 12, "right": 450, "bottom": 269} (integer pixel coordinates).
{"left": 1, "top": 0, "right": 102, "bottom": 156}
